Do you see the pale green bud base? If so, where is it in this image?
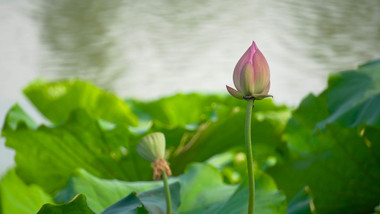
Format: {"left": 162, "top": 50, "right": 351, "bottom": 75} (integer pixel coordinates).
{"left": 243, "top": 95, "right": 255, "bottom": 100}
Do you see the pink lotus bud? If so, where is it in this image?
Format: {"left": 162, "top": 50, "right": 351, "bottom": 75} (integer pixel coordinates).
{"left": 226, "top": 41, "right": 272, "bottom": 100}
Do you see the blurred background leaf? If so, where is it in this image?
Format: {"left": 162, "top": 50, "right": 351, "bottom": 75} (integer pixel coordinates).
{"left": 55, "top": 162, "right": 285, "bottom": 214}
{"left": 316, "top": 60, "right": 380, "bottom": 130}
{"left": 269, "top": 60, "right": 380, "bottom": 213}
{"left": 37, "top": 194, "right": 95, "bottom": 214}
{"left": 24, "top": 80, "right": 138, "bottom": 126}
{"left": 286, "top": 186, "right": 315, "bottom": 214}
{"left": 2, "top": 106, "right": 150, "bottom": 194}
{"left": 0, "top": 169, "right": 53, "bottom": 214}
{"left": 102, "top": 182, "right": 181, "bottom": 214}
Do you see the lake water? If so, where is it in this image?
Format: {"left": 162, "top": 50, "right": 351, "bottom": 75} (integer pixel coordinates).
{"left": 1, "top": 0, "right": 380, "bottom": 174}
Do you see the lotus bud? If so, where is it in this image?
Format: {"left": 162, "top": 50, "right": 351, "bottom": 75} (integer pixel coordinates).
{"left": 226, "top": 41, "right": 272, "bottom": 100}
{"left": 136, "top": 132, "right": 172, "bottom": 180}
{"left": 137, "top": 132, "right": 166, "bottom": 162}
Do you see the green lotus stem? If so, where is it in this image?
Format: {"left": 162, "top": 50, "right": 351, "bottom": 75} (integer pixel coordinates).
{"left": 162, "top": 172, "right": 172, "bottom": 214}
{"left": 245, "top": 98, "right": 255, "bottom": 214}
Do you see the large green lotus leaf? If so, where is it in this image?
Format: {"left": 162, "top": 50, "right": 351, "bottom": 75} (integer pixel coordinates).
{"left": 2, "top": 105, "right": 151, "bottom": 194}
{"left": 169, "top": 102, "right": 290, "bottom": 174}
{"left": 129, "top": 94, "right": 289, "bottom": 175}
{"left": 286, "top": 186, "right": 315, "bottom": 214}
{"left": 56, "top": 163, "right": 233, "bottom": 213}
{"left": 101, "top": 192, "right": 146, "bottom": 214}
{"left": 1, "top": 104, "right": 37, "bottom": 130}
{"left": 57, "top": 163, "right": 286, "bottom": 214}
{"left": 275, "top": 70, "right": 380, "bottom": 214}
{"left": 0, "top": 169, "right": 54, "bottom": 214}
{"left": 268, "top": 125, "right": 380, "bottom": 213}
{"left": 129, "top": 94, "right": 224, "bottom": 129}
{"left": 202, "top": 170, "right": 287, "bottom": 214}
{"left": 102, "top": 182, "right": 181, "bottom": 214}
{"left": 130, "top": 94, "right": 287, "bottom": 129}
{"left": 55, "top": 169, "right": 163, "bottom": 213}
{"left": 316, "top": 60, "right": 380, "bottom": 130}
{"left": 37, "top": 194, "right": 95, "bottom": 214}
{"left": 283, "top": 93, "right": 330, "bottom": 155}
{"left": 24, "top": 80, "right": 138, "bottom": 126}
{"left": 176, "top": 164, "right": 237, "bottom": 214}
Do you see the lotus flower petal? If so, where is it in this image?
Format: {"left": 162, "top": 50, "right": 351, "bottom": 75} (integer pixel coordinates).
{"left": 260, "top": 81, "right": 271, "bottom": 95}
{"left": 252, "top": 50, "right": 270, "bottom": 93}
{"left": 253, "top": 94, "right": 273, "bottom": 100}
{"left": 240, "top": 63, "right": 255, "bottom": 95}
{"left": 233, "top": 42, "right": 258, "bottom": 92}
{"left": 226, "top": 85, "right": 243, "bottom": 99}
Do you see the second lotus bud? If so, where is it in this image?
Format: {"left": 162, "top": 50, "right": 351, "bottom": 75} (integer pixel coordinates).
{"left": 136, "top": 132, "right": 172, "bottom": 180}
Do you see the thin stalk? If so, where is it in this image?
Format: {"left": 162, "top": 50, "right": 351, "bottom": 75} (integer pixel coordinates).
{"left": 162, "top": 172, "right": 172, "bottom": 214}
{"left": 245, "top": 98, "right": 255, "bottom": 214}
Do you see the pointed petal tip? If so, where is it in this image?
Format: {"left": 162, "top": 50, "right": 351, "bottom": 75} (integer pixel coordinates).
{"left": 253, "top": 94, "right": 273, "bottom": 100}
{"left": 226, "top": 85, "right": 244, "bottom": 100}
{"left": 249, "top": 41, "right": 258, "bottom": 64}
{"left": 251, "top": 41, "right": 260, "bottom": 54}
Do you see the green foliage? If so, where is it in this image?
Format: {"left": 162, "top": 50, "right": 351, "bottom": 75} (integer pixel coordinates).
{"left": 315, "top": 60, "right": 380, "bottom": 130}
{"left": 55, "top": 163, "right": 285, "bottom": 214}
{"left": 37, "top": 194, "right": 95, "bottom": 214}
{"left": 24, "top": 80, "right": 138, "bottom": 126}
{"left": 269, "top": 59, "right": 380, "bottom": 213}
{"left": 2, "top": 107, "right": 151, "bottom": 194}
{"left": 2, "top": 104, "right": 37, "bottom": 130}
{"left": 130, "top": 94, "right": 223, "bottom": 128}
{"left": 167, "top": 99, "right": 290, "bottom": 174}
{"left": 0, "top": 169, "right": 53, "bottom": 214}
{"left": 1, "top": 59, "right": 380, "bottom": 213}
{"left": 205, "top": 170, "right": 286, "bottom": 214}
{"left": 129, "top": 92, "right": 290, "bottom": 175}
{"left": 271, "top": 124, "right": 380, "bottom": 213}
{"left": 55, "top": 169, "right": 163, "bottom": 213}
{"left": 102, "top": 182, "right": 181, "bottom": 214}
{"left": 287, "top": 186, "right": 315, "bottom": 214}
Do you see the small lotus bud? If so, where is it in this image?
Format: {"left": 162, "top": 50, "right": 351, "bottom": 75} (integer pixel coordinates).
{"left": 226, "top": 41, "right": 272, "bottom": 100}
{"left": 136, "top": 132, "right": 166, "bottom": 162}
